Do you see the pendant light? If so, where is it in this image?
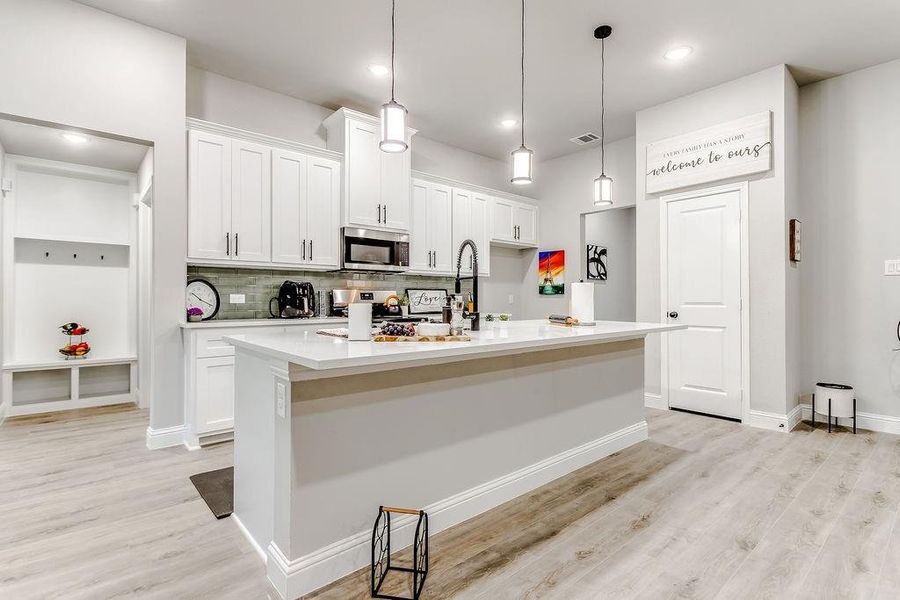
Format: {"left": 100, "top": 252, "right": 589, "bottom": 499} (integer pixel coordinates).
{"left": 380, "top": 0, "right": 408, "bottom": 153}
{"left": 510, "top": 0, "right": 533, "bottom": 185}
{"left": 593, "top": 25, "right": 613, "bottom": 206}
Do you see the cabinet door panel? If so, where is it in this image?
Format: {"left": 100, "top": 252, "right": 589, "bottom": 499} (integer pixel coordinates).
{"left": 491, "top": 198, "right": 516, "bottom": 242}
{"left": 471, "top": 193, "right": 491, "bottom": 276}
{"left": 515, "top": 204, "right": 537, "bottom": 246}
{"left": 452, "top": 188, "right": 473, "bottom": 275}
{"left": 306, "top": 157, "right": 341, "bottom": 268}
{"left": 196, "top": 356, "right": 234, "bottom": 434}
{"left": 430, "top": 184, "right": 454, "bottom": 274}
{"left": 346, "top": 121, "right": 381, "bottom": 228}
{"left": 271, "top": 149, "right": 307, "bottom": 264}
{"left": 231, "top": 141, "right": 271, "bottom": 261}
{"left": 381, "top": 147, "right": 410, "bottom": 231}
{"left": 409, "top": 180, "right": 432, "bottom": 271}
{"left": 188, "top": 131, "right": 231, "bottom": 260}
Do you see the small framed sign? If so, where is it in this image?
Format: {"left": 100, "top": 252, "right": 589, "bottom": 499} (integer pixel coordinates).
{"left": 405, "top": 288, "right": 448, "bottom": 315}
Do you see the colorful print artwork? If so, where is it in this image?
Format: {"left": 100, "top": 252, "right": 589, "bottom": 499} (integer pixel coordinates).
{"left": 538, "top": 250, "right": 565, "bottom": 295}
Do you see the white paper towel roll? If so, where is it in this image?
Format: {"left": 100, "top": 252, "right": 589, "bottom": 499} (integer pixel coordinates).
{"left": 569, "top": 282, "right": 594, "bottom": 324}
{"left": 348, "top": 303, "right": 372, "bottom": 341}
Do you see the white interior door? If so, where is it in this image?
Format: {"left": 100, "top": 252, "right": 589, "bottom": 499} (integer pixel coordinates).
{"left": 664, "top": 187, "right": 742, "bottom": 419}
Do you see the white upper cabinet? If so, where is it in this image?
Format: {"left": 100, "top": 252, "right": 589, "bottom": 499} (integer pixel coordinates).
{"left": 490, "top": 196, "right": 539, "bottom": 248}
{"left": 230, "top": 140, "right": 271, "bottom": 262}
{"left": 271, "top": 150, "right": 341, "bottom": 268}
{"left": 452, "top": 188, "right": 491, "bottom": 277}
{"left": 409, "top": 178, "right": 453, "bottom": 275}
{"left": 323, "top": 108, "right": 416, "bottom": 232}
{"left": 188, "top": 130, "right": 232, "bottom": 260}
{"left": 188, "top": 120, "right": 342, "bottom": 269}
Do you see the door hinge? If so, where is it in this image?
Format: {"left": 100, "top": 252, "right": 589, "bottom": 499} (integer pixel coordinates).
{"left": 1, "top": 178, "right": 12, "bottom": 193}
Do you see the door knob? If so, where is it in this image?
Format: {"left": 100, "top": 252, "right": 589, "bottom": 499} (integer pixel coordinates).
{"left": 668, "top": 311, "right": 679, "bottom": 319}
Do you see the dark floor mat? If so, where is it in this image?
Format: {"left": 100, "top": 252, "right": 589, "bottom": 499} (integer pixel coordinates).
{"left": 189, "top": 466, "right": 233, "bottom": 519}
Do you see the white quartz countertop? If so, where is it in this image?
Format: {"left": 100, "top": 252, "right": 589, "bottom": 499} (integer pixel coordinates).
{"left": 224, "top": 319, "right": 685, "bottom": 371}
{"left": 180, "top": 317, "right": 348, "bottom": 329}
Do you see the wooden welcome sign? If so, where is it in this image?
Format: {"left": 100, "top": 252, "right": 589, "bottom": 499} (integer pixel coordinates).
{"left": 646, "top": 111, "right": 772, "bottom": 194}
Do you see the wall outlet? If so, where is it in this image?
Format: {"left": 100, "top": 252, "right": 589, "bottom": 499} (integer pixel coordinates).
{"left": 276, "top": 382, "right": 286, "bottom": 418}
{"left": 508, "top": 294, "right": 515, "bottom": 305}
{"left": 229, "top": 293, "right": 246, "bottom": 304}
{"left": 885, "top": 260, "right": 900, "bottom": 276}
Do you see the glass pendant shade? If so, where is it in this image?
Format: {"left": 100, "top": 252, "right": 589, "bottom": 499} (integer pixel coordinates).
{"left": 379, "top": 100, "right": 408, "bottom": 153}
{"left": 593, "top": 174, "right": 613, "bottom": 206}
{"left": 511, "top": 145, "right": 534, "bottom": 185}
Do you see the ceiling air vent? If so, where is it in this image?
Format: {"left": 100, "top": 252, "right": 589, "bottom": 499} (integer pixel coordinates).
{"left": 570, "top": 132, "right": 600, "bottom": 145}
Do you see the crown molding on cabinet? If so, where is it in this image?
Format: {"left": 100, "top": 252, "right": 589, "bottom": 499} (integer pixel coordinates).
{"left": 410, "top": 170, "right": 538, "bottom": 206}
{"left": 322, "top": 107, "right": 418, "bottom": 137}
{"left": 185, "top": 118, "right": 343, "bottom": 162}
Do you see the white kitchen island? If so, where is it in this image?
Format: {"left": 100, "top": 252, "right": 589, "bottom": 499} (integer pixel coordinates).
{"left": 225, "top": 319, "right": 682, "bottom": 599}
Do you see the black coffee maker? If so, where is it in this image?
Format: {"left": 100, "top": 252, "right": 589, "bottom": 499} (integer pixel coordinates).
{"left": 269, "top": 281, "right": 315, "bottom": 318}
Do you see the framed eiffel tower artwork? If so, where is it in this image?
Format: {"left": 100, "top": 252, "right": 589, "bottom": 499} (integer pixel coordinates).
{"left": 538, "top": 250, "right": 565, "bottom": 295}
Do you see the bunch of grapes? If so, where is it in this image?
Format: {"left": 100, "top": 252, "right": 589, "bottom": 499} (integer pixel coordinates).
{"left": 380, "top": 322, "right": 417, "bottom": 337}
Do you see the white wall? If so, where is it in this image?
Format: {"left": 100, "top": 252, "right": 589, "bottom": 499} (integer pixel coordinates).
{"left": 635, "top": 65, "right": 797, "bottom": 416}
{"left": 584, "top": 207, "right": 636, "bottom": 321}
{"left": 523, "top": 136, "right": 636, "bottom": 319}
{"left": 799, "top": 58, "right": 900, "bottom": 419}
{"left": 0, "top": 0, "right": 187, "bottom": 430}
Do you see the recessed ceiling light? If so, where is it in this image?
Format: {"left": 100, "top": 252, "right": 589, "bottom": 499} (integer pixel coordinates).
{"left": 664, "top": 46, "right": 693, "bottom": 61}
{"left": 368, "top": 64, "right": 390, "bottom": 77}
{"left": 60, "top": 132, "right": 89, "bottom": 144}
{"left": 500, "top": 119, "right": 518, "bottom": 128}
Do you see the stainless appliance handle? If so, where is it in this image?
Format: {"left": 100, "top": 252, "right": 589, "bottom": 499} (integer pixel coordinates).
{"left": 226, "top": 232, "right": 230, "bottom": 256}
{"left": 302, "top": 239, "right": 306, "bottom": 260}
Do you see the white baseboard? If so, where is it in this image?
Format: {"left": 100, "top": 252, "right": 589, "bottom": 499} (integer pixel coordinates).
{"left": 787, "top": 404, "right": 803, "bottom": 431}
{"left": 232, "top": 513, "right": 267, "bottom": 563}
{"left": 644, "top": 392, "right": 667, "bottom": 410}
{"left": 265, "top": 420, "right": 650, "bottom": 599}
{"left": 145, "top": 424, "right": 186, "bottom": 449}
{"left": 800, "top": 404, "right": 900, "bottom": 435}
{"left": 747, "top": 407, "right": 801, "bottom": 432}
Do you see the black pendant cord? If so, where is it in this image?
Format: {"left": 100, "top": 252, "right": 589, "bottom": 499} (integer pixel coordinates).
{"left": 520, "top": 0, "right": 525, "bottom": 148}
{"left": 390, "top": 0, "right": 396, "bottom": 102}
{"left": 600, "top": 36, "right": 605, "bottom": 175}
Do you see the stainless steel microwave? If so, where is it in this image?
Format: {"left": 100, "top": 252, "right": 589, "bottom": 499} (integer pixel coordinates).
{"left": 341, "top": 227, "right": 410, "bottom": 272}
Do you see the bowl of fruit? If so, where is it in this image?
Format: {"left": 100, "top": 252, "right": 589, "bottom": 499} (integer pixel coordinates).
{"left": 59, "top": 322, "right": 91, "bottom": 359}
{"left": 379, "top": 322, "right": 417, "bottom": 338}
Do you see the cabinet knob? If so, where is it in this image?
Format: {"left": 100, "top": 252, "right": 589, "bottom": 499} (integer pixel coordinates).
{"left": 668, "top": 311, "right": 679, "bottom": 319}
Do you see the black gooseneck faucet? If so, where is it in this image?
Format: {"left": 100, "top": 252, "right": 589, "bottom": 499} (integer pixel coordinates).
{"left": 454, "top": 239, "right": 480, "bottom": 331}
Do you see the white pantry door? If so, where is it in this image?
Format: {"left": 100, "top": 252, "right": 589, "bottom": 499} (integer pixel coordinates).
{"left": 663, "top": 186, "right": 742, "bottom": 419}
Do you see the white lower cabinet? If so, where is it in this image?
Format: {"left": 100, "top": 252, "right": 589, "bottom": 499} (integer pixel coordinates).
{"left": 183, "top": 322, "right": 338, "bottom": 448}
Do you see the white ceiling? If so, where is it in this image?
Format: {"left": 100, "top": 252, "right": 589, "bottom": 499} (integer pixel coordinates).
{"left": 0, "top": 119, "right": 149, "bottom": 172}
{"left": 77, "top": 0, "right": 900, "bottom": 161}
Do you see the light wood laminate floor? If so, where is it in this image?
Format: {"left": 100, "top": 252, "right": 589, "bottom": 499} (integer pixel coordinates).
{"left": 2, "top": 405, "right": 899, "bottom": 600}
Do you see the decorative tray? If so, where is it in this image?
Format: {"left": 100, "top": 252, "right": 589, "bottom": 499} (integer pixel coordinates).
{"left": 373, "top": 335, "right": 471, "bottom": 343}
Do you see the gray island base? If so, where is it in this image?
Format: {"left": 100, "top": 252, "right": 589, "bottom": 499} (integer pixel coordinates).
{"left": 225, "top": 319, "right": 683, "bottom": 599}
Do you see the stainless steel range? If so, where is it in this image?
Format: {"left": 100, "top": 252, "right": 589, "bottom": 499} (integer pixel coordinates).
{"left": 329, "top": 289, "right": 428, "bottom": 322}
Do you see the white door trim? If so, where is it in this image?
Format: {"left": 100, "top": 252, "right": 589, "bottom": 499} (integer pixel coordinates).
{"left": 659, "top": 181, "right": 750, "bottom": 424}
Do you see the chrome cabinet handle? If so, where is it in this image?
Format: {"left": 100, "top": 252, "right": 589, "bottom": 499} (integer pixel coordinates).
{"left": 226, "top": 232, "right": 230, "bottom": 256}
{"left": 302, "top": 239, "right": 306, "bottom": 260}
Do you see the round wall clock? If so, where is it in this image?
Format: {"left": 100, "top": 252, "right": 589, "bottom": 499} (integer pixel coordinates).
{"left": 185, "top": 279, "right": 220, "bottom": 321}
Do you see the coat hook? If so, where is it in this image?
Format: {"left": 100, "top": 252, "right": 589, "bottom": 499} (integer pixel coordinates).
{"left": 73, "top": 253, "right": 77, "bottom": 260}
{"left": 45, "top": 251, "right": 50, "bottom": 258}
{"left": 100, "top": 255, "right": 105, "bottom": 260}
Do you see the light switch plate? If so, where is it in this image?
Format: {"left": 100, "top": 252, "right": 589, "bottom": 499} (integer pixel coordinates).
{"left": 508, "top": 294, "right": 515, "bottom": 305}
{"left": 885, "top": 260, "right": 900, "bottom": 276}
{"left": 276, "top": 383, "right": 286, "bottom": 418}
{"left": 230, "top": 293, "right": 246, "bottom": 304}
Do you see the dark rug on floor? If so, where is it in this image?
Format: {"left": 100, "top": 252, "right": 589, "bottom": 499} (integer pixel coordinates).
{"left": 190, "top": 466, "right": 233, "bottom": 519}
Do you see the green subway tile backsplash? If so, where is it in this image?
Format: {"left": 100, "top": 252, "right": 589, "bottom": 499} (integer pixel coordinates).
{"left": 187, "top": 266, "right": 460, "bottom": 320}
